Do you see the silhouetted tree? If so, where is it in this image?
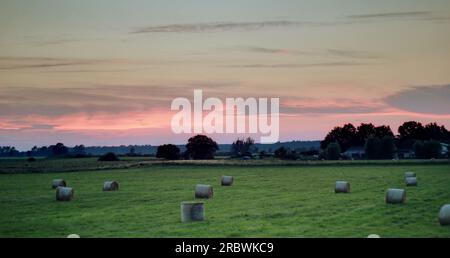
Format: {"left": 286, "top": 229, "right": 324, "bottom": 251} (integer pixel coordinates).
{"left": 49, "top": 143, "right": 68, "bottom": 156}
{"left": 414, "top": 140, "right": 442, "bottom": 159}
{"left": 356, "top": 123, "right": 376, "bottom": 145}
{"left": 398, "top": 121, "right": 425, "bottom": 141}
{"left": 0, "top": 146, "right": 19, "bottom": 157}
{"left": 156, "top": 144, "right": 180, "bottom": 160}
{"left": 365, "top": 137, "right": 381, "bottom": 160}
{"left": 185, "top": 135, "right": 218, "bottom": 160}
{"left": 321, "top": 123, "right": 357, "bottom": 151}
{"left": 423, "top": 123, "right": 449, "bottom": 142}
{"left": 379, "top": 136, "right": 397, "bottom": 159}
{"left": 374, "top": 125, "right": 394, "bottom": 138}
{"left": 231, "top": 137, "right": 255, "bottom": 157}
{"left": 325, "top": 142, "right": 341, "bottom": 160}
{"left": 72, "top": 145, "right": 86, "bottom": 156}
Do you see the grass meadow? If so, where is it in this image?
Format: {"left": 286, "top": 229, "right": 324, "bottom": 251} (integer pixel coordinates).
{"left": 0, "top": 160, "right": 449, "bottom": 237}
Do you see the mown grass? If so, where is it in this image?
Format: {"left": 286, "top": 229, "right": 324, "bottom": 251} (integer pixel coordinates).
{"left": 0, "top": 164, "right": 449, "bottom": 237}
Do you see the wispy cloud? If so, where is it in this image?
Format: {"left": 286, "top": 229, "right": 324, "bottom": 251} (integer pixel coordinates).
{"left": 348, "top": 11, "right": 431, "bottom": 19}
{"left": 220, "top": 61, "right": 374, "bottom": 69}
{"left": 131, "top": 20, "right": 339, "bottom": 34}
{"left": 347, "top": 11, "right": 450, "bottom": 22}
{"left": 0, "top": 56, "right": 149, "bottom": 70}
{"left": 0, "top": 56, "right": 103, "bottom": 70}
{"left": 231, "top": 46, "right": 382, "bottom": 60}
{"left": 231, "top": 46, "right": 308, "bottom": 55}
{"left": 131, "top": 10, "right": 448, "bottom": 35}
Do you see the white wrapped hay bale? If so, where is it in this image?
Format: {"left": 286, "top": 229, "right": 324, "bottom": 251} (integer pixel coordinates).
{"left": 335, "top": 181, "right": 350, "bottom": 193}
{"left": 67, "top": 234, "right": 80, "bottom": 238}
{"left": 405, "top": 177, "right": 418, "bottom": 187}
{"left": 52, "top": 179, "right": 67, "bottom": 189}
{"left": 195, "top": 184, "right": 213, "bottom": 199}
{"left": 385, "top": 188, "right": 406, "bottom": 204}
{"left": 438, "top": 204, "right": 450, "bottom": 226}
{"left": 367, "top": 234, "right": 381, "bottom": 238}
{"left": 56, "top": 187, "right": 74, "bottom": 201}
{"left": 404, "top": 172, "right": 416, "bottom": 178}
{"left": 221, "top": 176, "right": 234, "bottom": 186}
{"left": 103, "top": 181, "right": 119, "bottom": 191}
{"left": 181, "top": 201, "right": 205, "bottom": 223}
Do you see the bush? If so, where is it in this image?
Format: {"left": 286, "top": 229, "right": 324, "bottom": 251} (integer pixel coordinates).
{"left": 98, "top": 152, "right": 120, "bottom": 161}
{"left": 414, "top": 140, "right": 442, "bottom": 159}
{"left": 156, "top": 144, "right": 180, "bottom": 160}
{"left": 185, "top": 135, "right": 219, "bottom": 160}
{"left": 27, "top": 157, "right": 36, "bottom": 162}
{"left": 325, "top": 142, "right": 341, "bottom": 160}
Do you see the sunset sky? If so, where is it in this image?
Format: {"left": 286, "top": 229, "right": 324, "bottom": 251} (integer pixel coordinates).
{"left": 1, "top": 0, "right": 450, "bottom": 150}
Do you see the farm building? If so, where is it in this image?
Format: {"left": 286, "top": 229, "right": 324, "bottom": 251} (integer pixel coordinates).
{"left": 343, "top": 146, "right": 365, "bottom": 159}
{"left": 441, "top": 143, "right": 449, "bottom": 156}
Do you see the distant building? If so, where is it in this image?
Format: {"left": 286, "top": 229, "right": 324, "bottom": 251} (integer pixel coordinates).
{"left": 397, "top": 149, "right": 415, "bottom": 159}
{"left": 441, "top": 143, "right": 449, "bottom": 156}
{"left": 343, "top": 146, "right": 365, "bottom": 159}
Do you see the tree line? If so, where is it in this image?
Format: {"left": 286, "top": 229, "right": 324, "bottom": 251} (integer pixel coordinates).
{"left": 320, "top": 121, "right": 449, "bottom": 160}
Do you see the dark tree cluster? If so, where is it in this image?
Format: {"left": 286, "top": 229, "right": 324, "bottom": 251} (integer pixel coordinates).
{"left": 156, "top": 144, "right": 180, "bottom": 160}
{"left": 321, "top": 121, "right": 449, "bottom": 160}
{"left": 0, "top": 146, "right": 20, "bottom": 157}
{"left": 365, "top": 136, "right": 396, "bottom": 160}
{"left": 398, "top": 122, "right": 449, "bottom": 148}
{"left": 414, "top": 140, "right": 442, "bottom": 159}
{"left": 185, "top": 135, "right": 219, "bottom": 160}
{"left": 274, "top": 147, "right": 300, "bottom": 160}
{"left": 321, "top": 123, "right": 394, "bottom": 151}
{"left": 231, "top": 137, "right": 256, "bottom": 158}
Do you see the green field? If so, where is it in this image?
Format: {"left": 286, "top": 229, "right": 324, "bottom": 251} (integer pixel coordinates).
{"left": 0, "top": 162, "right": 450, "bottom": 237}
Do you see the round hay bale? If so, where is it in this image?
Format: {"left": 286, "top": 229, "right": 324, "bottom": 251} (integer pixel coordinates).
{"left": 404, "top": 172, "right": 416, "bottom": 178}
{"left": 56, "top": 187, "right": 74, "bottom": 201}
{"left": 180, "top": 201, "right": 205, "bottom": 223}
{"left": 221, "top": 176, "right": 234, "bottom": 186}
{"left": 67, "top": 234, "right": 80, "bottom": 238}
{"left": 405, "top": 177, "right": 418, "bottom": 187}
{"left": 103, "top": 181, "right": 119, "bottom": 191}
{"left": 52, "top": 179, "right": 67, "bottom": 189}
{"left": 438, "top": 204, "right": 450, "bottom": 226}
{"left": 385, "top": 188, "right": 406, "bottom": 204}
{"left": 367, "top": 234, "right": 381, "bottom": 238}
{"left": 335, "top": 181, "right": 350, "bottom": 193}
{"left": 195, "top": 184, "right": 213, "bottom": 199}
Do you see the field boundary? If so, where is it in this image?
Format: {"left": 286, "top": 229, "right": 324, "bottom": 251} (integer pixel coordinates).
{"left": 1, "top": 158, "right": 449, "bottom": 174}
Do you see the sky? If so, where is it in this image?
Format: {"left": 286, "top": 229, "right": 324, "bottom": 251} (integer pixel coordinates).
{"left": 0, "top": 0, "right": 450, "bottom": 150}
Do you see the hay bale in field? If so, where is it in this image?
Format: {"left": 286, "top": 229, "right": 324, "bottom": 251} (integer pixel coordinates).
{"left": 405, "top": 177, "right": 418, "bottom": 187}
{"left": 67, "top": 234, "right": 80, "bottom": 238}
{"left": 385, "top": 188, "right": 406, "bottom": 204}
{"left": 103, "top": 181, "right": 119, "bottom": 191}
{"left": 221, "top": 176, "right": 234, "bottom": 186}
{"left": 404, "top": 172, "right": 416, "bottom": 178}
{"left": 367, "top": 234, "right": 381, "bottom": 238}
{"left": 439, "top": 204, "right": 450, "bottom": 226}
{"left": 52, "top": 179, "right": 67, "bottom": 189}
{"left": 195, "top": 184, "right": 213, "bottom": 199}
{"left": 56, "top": 187, "right": 74, "bottom": 201}
{"left": 180, "top": 201, "right": 205, "bottom": 223}
{"left": 335, "top": 181, "right": 350, "bottom": 193}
